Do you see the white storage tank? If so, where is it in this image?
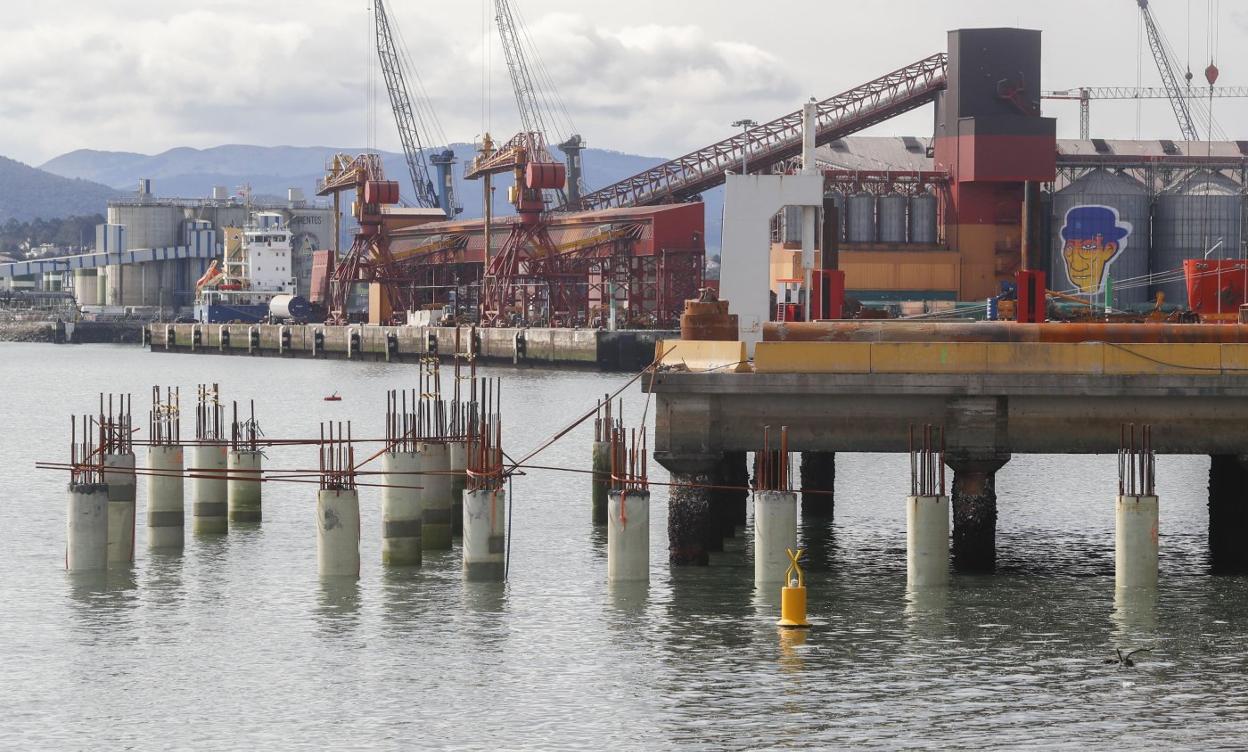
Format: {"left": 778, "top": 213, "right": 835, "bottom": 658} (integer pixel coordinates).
{"left": 846, "top": 192, "right": 877, "bottom": 243}
{"left": 909, "top": 193, "right": 938, "bottom": 244}
{"left": 877, "top": 193, "right": 908, "bottom": 244}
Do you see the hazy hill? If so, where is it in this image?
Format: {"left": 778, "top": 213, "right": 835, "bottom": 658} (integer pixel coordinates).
{"left": 0, "top": 156, "right": 121, "bottom": 223}
{"left": 42, "top": 144, "right": 724, "bottom": 250}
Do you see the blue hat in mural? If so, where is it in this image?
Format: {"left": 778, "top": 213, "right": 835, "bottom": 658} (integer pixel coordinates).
{"left": 1060, "top": 205, "right": 1130, "bottom": 243}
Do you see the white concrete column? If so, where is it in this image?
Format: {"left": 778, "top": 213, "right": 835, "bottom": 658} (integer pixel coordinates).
{"left": 227, "top": 449, "right": 263, "bottom": 523}
{"left": 146, "top": 445, "right": 185, "bottom": 549}
{"left": 103, "top": 452, "right": 136, "bottom": 565}
{"left": 381, "top": 450, "right": 423, "bottom": 565}
{"left": 66, "top": 483, "right": 109, "bottom": 572}
{"left": 419, "top": 442, "right": 453, "bottom": 550}
{"left": 463, "top": 488, "right": 507, "bottom": 581}
{"left": 449, "top": 440, "right": 468, "bottom": 538}
{"left": 1116, "top": 494, "right": 1159, "bottom": 590}
{"left": 317, "top": 488, "right": 360, "bottom": 577}
{"left": 907, "top": 495, "right": 951, "bottom": 587}
{"left": 591, "top": 441, "right": 610, "bottom": 526}
{"left": 755, "top": 490, "right": 798, "bottom": 586}
{"left": 608, "top": 489, "right": 650, "bottom": 583}
{"left": 191, "top": 443, "right": 228, "bottom": 534}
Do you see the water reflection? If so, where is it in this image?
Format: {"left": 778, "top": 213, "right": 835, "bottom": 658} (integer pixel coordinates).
{"left": 65, "top": 568, "right": 139, "bottom": 632}
{"left": 315, "top": 577, "right": 362, "bottom": 633}
{"left": 798, "top": 517, "right": 836, "bottom": 572}
{"left": 608, "top": 581, "right": 649, "bottom": 615}
{"left": 904, "top": 584, "right": 951, "bottom": 641}
{"left": 1112, "top": 586, "right": 1158, "bottom": 641}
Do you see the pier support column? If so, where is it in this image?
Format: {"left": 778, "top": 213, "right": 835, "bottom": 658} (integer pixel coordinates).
{"left": 669, "top": 472, "right": 713, "bottom": 566}
{"left": 463, "top": 488, "right": 507, "bottom": 581}
{"left": 608, "top": 489, "right": 650, "bottom": 582}
{"left": 103, "top": 452, "right": 136, "bottom": 565}
{"left": 381, "top": 450, "right": 422, "bottom": 565}
{"left": 419, "top": 442, "right": 453, "bottom": 550}
{"left": 755, "top": 490, "right": 797, "bottom": 586}
{"left": 316, "top": 489, "right": 361, "bottom": 577}
{"left": 906, "top": 494, "right": 950, "bottom": 587}
{"left": 800, "top": 451, "right": 835, "bottom": 517}
{"left": 591, "top": 440, "right": 610, "bottom": 526}
{"left": 1116, "top": 494, "right": 1159, "bottom": 590}
{"left": 719, "top": 451, "right": 749, "bottom": 540}
{"left": 146, "top": 445, "right": 185, "bottom": 549}
{"left": 190, "top": 443, "right": 228, "bottom": 534}
{"left": 947, "top": 454, "right": 1009, "bottom": 573}
{"left": 449, "top": 440, "right": 467, "bottom": 537}
{"left": 1208, "top": 455, "right": 1248, "bottom": 573}
{"left": 227, "top": 449, "right": 263, "bottom": 523}
{"left": 66, "top": 483, "right": 109, "bottom": 572}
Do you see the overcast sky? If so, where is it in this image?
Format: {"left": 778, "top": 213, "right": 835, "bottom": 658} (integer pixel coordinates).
{"left": 4, "top": 0, "right": 1247, "bottom": 166}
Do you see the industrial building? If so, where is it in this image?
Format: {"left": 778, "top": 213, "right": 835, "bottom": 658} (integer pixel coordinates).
{"left": 770, "top": 135, "right": 1248, "bottom": 310}
{"left": 66, "top": 182, "right": 335, "bottom": 313}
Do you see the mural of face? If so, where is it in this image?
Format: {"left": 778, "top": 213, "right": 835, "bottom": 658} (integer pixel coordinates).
{"left": 1059, "top": 205, "right": 1131, "bottom": 294}
{"left": 1062, "top": 234, "right": 1119, "bottom": 294}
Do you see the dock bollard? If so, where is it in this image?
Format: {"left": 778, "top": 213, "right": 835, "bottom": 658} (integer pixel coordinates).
{"left": 191, "top": 443, "right": 229, "bottom": 533}
{"left": 777, "top": 548, "right": 810, "bottom": 629}
{"left": 463, "top": 488, "right": 508, "bottom": 581}
{"left": 103, "top": 452, "right": 137, "bottom": 565}
{"left": 146, "top": 445, "right": 185, "bottom": 549}
{"left": 66, "top": 483, "right": 109, "bottom": 572}
{"left": 381, "top": 450, "right": 423, "bottom": 565}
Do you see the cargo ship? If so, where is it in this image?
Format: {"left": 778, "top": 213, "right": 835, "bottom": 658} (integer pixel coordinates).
{"left": 194, "top": 212, "right": 313, "bottom": 324}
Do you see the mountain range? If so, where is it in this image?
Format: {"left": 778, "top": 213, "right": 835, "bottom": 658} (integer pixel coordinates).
{"left": 0, "top": 156, "right": 120, "bottom": 223}
{"left": 36, "top": 144, "right": 725, "bottom": 250}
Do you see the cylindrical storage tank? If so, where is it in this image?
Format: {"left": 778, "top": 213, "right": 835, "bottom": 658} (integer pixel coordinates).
{"left": 846, "top": 192, "right": 877, "bottom": 243}
{"left": 269, "top": 294, "right": 311, "bottom": 321}
{"left": 825, "top": 191, "right": 847, "bottom": 242}
{"left": 909, "top": 192, "right": 938, "bottom": 244}
{"left": 1050, "top": 168, "right": 1153, "bottom": 307}
{"left": 877, "top": 193, "right": 908, "bottom": 244}
{"left": 317, "top": 489, "right": 361, "bottom": 577}
{"left": 72, "top": 270, "right": 100, "bottom": 307}
{"left": 1152, "top": 170, "right": 1244, "bottom": 307}
{"left": 524, "top": 162, "right": 567, "bottom": 191}
{"left": 66, "top": 483, "right": 109, "bottom": 572}
{"left": 463, "top": 488, "right": 507, "bottom": 581}
{"left": 363, "top": 180, "right": 400, "bottom": 205}
{"left": 607, "top": 489, "right": 650, "bottom": 582}
{"left": 419, "top": 442, "right": 453, "bottom": 550}
{"left": 782, "top": 206, "right": 802, "bottom": 244}
{"left": 107, "top": 204, "right": 181, "bottom": 250}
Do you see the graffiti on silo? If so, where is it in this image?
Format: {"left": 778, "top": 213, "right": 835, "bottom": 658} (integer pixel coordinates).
{"left": 1059, "top": 204, "right": 1133, "bottom": 294}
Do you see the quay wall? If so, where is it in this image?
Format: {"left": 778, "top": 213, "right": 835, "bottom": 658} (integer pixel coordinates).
{"left": 146, "top": 323, "right": 670, "bottom": 372}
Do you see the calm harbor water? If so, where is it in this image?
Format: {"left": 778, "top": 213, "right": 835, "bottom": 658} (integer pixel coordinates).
{"left": 3, "top": 342, "right": 1248, "bottom": 749}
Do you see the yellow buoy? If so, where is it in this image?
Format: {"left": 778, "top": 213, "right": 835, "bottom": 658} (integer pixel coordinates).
{"left": 777, "top": 548, "right": 811, "bottom": 629}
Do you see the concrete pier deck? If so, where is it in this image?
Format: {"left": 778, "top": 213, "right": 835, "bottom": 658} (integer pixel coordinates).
{"left": 147, "top": 322, "right": 671, "bottom": 371}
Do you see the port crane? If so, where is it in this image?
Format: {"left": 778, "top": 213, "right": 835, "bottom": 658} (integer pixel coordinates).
{"left": 374, "top": 0, "right": 458, "bottom": 218}
{"left": 1043, "top": 86, "right": 1248, "bottom": 139}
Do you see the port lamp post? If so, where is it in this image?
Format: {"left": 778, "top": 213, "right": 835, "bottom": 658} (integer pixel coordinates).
{"left": 731, "top": 119, "right": 758, "bottom": 174}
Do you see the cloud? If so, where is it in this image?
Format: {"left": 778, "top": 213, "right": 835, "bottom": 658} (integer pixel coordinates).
{"left": 1, "top": 3, "right": 802, "bottom": 164}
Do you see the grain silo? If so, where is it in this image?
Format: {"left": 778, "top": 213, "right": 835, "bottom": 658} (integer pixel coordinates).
{"left": 846, "top": 192, "right": 876, "bottom": 243}
{"left": 1050, "top": 168, "right": 1151, "bottom": 307}
{"left": 1152, "top": 170, "right": 1244, "bottom": 306}
{"left": 877, "top": 193, "right": 908, "bottom": 244}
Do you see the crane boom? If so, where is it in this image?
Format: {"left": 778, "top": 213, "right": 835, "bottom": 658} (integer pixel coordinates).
{"left": 374, "top": 0, "right": 449, "bottom": 215}
{"left": 1136, "top": 0, "right": 1199, "bottom": 141}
